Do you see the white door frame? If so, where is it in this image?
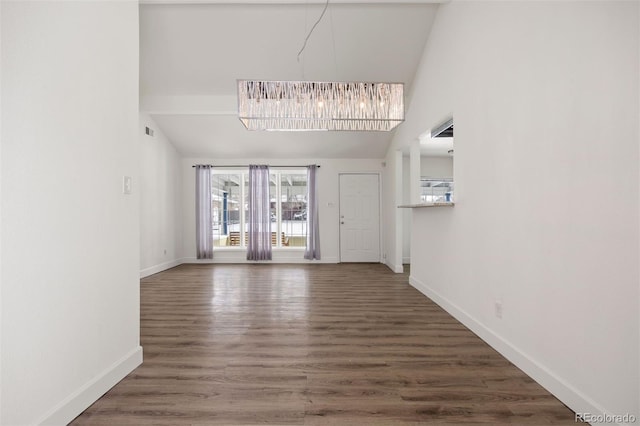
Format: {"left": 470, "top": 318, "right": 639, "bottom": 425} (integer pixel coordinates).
{"left": 338, "top": 172, "right": 383, "bottom": 263}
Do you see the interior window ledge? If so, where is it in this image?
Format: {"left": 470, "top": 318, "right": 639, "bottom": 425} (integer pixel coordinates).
{"left": 397, "top": 202, "right": 455, "bottom": 208}
{"left": 213, "top": 247, "right": 306, "bottom": 251}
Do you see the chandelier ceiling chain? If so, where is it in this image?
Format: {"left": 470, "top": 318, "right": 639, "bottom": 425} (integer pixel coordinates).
{"left": 297, "top": 0, "right": 330, "bottom": 63}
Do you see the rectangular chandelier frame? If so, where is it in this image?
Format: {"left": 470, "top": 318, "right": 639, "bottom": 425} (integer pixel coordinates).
{"left": 237, "top": 80, "right": 404, "bottom": 132}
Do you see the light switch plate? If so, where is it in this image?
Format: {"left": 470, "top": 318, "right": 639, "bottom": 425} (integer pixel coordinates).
{"left": 123, "top": 176, "right": 132, "bottom": 195}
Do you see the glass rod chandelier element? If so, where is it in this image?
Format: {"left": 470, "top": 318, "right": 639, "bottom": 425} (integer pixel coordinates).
{"left": 237, "top": 80, "right": 404, "bottom": 131}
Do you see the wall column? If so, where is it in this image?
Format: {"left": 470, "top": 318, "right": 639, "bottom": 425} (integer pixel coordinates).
{"left": 410, "top": 138, "right": 421, "bottom": 204}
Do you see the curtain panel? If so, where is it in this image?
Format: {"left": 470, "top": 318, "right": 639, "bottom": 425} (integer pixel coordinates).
{"left": 304, "top": 164, "right": 321, "bottom": 260}
{"left": 195, "top": 165, "right": 213, "bottom": 259}
{"left": 247, "top": 165, "right": 272, "bottom": 261}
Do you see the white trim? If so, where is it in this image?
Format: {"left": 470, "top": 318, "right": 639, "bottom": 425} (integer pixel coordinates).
{"left": 408, "top": 275, "right": 617, "bottom": 425}
{"left": 393, "top": 150, "right": 404, "bottom": 272}
{"left": 142, "top": 255, "right": 342, "bottom": 271}
{"left": 212, "top": 247, "right": 306, "bottom": 252}
{"left": 140, "top": 259, "right": 182, "bottom": 278}
{"left": 37, "top": 346, "right": 143, "bottom": 426}
{"left": 402, "top": 256, "right": 410, "bottom": 264}
{"left": 141, "top": 0, "right": 448, "bottom": 4}
{"left": 384, "top": 260, "right": 403, "bottom": 273}
{"left": 378, "top": 172, "right": 384, "bottom": 265}
{"left": 183, "top": 256, "right": 339, "bottom": 264}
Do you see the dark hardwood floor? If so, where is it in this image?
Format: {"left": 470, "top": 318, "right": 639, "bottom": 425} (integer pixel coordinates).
{"left": 71, "top": 263, "right": 576, "bottom": 425}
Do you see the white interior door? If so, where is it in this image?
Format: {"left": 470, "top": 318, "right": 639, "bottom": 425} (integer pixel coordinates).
{"left": 339, "top": 173, "right": 380, "bottom": 262}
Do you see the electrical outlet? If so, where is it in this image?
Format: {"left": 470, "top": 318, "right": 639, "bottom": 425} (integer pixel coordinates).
{"left": 494, "top": 300, "right": 503, "bottom": 319}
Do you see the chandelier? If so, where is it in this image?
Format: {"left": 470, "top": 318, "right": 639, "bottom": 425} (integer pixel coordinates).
{"left": 237, "top": 80, "right": 404, "bottom": 131}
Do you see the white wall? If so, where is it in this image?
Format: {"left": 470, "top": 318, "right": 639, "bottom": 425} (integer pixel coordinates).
{"left": 420, "top": 156, "right": 452, "bottom": 179}
{"left": 382, "top": 151, "right": 399, "bottom": 271}
{"left": 401, "top": 156, "right": 453, "bottom": 263}
{"left": 1, "top": 2, "right": 141, "bottom": 424}
{"left": 0, "top": 2, "right": 3, "bottom": 421}
{"left": 388, "top": 0, "right": 639, "bottom": 421}
{"left": 140, "top": 113, "right": 183, "bottom": 277}
{"left": 401, "top": 156, "right": 411, "bottom": 263}
{"left": 181, "top": 158, "right": 384, "bottom": 264}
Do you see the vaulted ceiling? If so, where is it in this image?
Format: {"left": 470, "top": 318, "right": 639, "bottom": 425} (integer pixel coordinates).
{"left": 139, "top": 1, "right": 442, "bottom": 158}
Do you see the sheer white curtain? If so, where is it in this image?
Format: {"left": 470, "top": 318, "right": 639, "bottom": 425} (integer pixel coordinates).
{"left": 195, "top": 165, "right": 213, "bottom": 259}
{"left": 304, "top": 165, "right": 321, "bottom": 260}
{"left": 247, "top": 165, "right": 272, "bottom": 261}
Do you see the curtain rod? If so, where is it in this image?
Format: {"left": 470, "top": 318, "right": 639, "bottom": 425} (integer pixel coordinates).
{"left": 192, "top": 164, "right": 320, "bottom": 168}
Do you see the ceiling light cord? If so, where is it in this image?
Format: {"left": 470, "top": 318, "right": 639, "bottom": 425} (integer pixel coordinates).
{"left": 328, "top": 3, "right": 338, "bottom": 79}
{"left": 300, "top": 1, "right": 309, "bottom": 80}
{"left": 297, "top": 0, "right": 330, "bottom": 63}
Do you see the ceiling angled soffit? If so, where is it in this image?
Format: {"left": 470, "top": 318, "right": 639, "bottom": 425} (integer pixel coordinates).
{"left": 139, "top": 1, "right": 440, "bottom": 158}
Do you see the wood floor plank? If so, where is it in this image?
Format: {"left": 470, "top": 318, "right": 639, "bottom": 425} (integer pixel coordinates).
{"left": 70, "top": 263, "right": 576, "bottom": 425}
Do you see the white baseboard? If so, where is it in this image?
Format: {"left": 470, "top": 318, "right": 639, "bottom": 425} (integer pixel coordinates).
{"left": 38, "top": 346, "right": 143, "bottom": 426}
{"left": 408, "top": 275, "right": 614, "bottom": 425}
{"left": 140, "top": 258, "right": 182, "bottom": 278}
{"left": 402, "top": 256, "right": 410, "bottom": 264}
{"left": 182, "top": 256, "right": 339, "bottom": 264}
{"left": 383, "top": 261, "right": 404, "bottom": 274}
